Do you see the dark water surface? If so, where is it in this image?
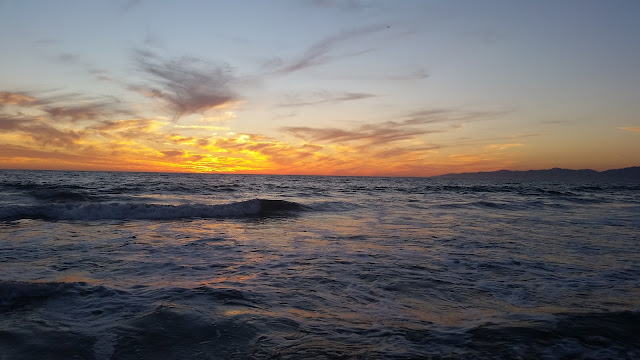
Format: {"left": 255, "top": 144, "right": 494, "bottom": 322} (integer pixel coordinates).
{"left": 1, "top": 170, "right": 639, "bottom": 359}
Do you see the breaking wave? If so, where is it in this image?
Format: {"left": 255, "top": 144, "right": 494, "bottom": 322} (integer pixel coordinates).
{"left": 0, "top": 199, "right": 305, "bottom": 221}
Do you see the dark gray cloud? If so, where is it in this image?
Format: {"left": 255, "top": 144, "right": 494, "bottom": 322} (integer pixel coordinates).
{"left": 132, "top": 50, "right": 239, "bottom": 120}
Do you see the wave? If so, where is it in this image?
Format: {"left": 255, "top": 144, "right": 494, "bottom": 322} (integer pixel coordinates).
{"left": 1, "top": 183, "right": 95, "bottom": 201}
{"left": 2, "top": 279, "right": 639, "bottom": 359}
{"left": 0, "top": 199, "right": 305, "bottom": 221}
{"left": 0, "top": 280, "right": 68, "bottom": 309}
{"left": 437, "top": 200, "right": 534, "bottom": 211}
{"left": 28, "top": 188, "right": 99, "bottom": 202}
{"left": 422, "top": 182, "right": 640, "bottom": 197}
{"left": 464, "top": 311, "right": 640, "bottom": 359}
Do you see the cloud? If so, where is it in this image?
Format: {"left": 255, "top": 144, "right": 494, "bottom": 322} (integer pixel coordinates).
{"left": 386, "top": 68, "right": 430, "bottom": 80}
{"left": 92, "top": 118, "right": 160, "bottom": 131}
{"left": 279, "top": 107, "right": 515, "bottom": 169}
{"left": 337, "top": 68, "right": 430, "bottom": 81}
{"left": 282, "top": 108, "right": 509, "bottom": 146}
{"left": 0, "top": 91, "right": 37, "bottom": 106}
{"left": 0, "top": 90, "right": 153, "bottom": 150}
{"left": 283, "top": 108, "right": 499, "bottom": 145}
{"left": 372, "top": 145, "right": 440, "bottom": 159}
{"left": 160, "top": 149, "right": 186, "bottom": 157}
{"left": 452, "top": 132, "right": 543, "bottom": 148}
{"left": 33, "top": 38, "right": 58, "bottom": 46}
{"left": 0, "top": 88, "right": 245, "bottom": 172}
{"left": 132, "top": 50, "right": 239, "bottom": 120}
{"left": 89, "top": 69, "right": 115, "bottom": 82}
{"left": 282, "top": 121, "right": 442, "bottom": 147}
{"left": 173, "top": 124, "right": 230, "bottom": 131}
{"left": 305, "top": 0, "right": 373, "bottom": 11}
{"left": 1, "top": 91, "right": 132, "bottom": 123}
{"left": 0, "top": 115, "right": 37, "bottom": 130}
{"left": 271, "top": 24, "right": 387, "bottom": 75}
{"left": 24, "top": 123, "right": 85, "bottom": 147}
{"left": 0, "top": 115, "right": 85, "bottom": 148}
{"left": 42, "top": 101, "right": 131, "bottom": 122}
{"left": 540, "top": 119, "right": 575, "bottom": 125}
{"left": 619, "top": 126, "right": 640, "bottom": 133}
{"left": 277, "top": 91, "right": 377, "bottom": 107}
{"left": 118, "top": 0, "right": 142, "bottom": 13}
{"left": 54, "top": 53, "right": 82, "bottom": 64}
{"left": 485, "top": 143, "right": 524, "bottom": 151}
{"left": 203, "top": 133, "right": 334, "bottom": 170}
{"left": 91, "top": 119, "right": 165, "bottom": 141}
{"left": 403, "top": 108, "right": 512, "bottom": 125}
{"left": 0, "top": 144, "right": 107, "bottom": 165}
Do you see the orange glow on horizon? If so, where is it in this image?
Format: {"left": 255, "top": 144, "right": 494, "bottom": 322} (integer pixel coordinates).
{"left": 1, "top": 92, "right": 637, "bottom": 176}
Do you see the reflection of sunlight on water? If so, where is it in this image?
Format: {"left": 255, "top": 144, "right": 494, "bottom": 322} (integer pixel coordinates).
{"left": 50, "top": 273, "right": 98, "bottom": 284}
{"left": 286, "top": 307, "right": 370, "bottom": 327}
{"left": 205, "top": 273, "right": 258, "bottom": 284}
{"left": 221, "top": 307, "right": 274, "bottom": 317}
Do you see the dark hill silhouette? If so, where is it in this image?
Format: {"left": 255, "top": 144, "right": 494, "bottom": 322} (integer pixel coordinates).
{"left": 436, "top": 166, "right": 640, "bottom": 182}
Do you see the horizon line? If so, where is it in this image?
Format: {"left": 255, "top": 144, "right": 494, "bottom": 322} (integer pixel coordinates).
{"left": 1, "top": 165, "right": 638, "bottom": 179}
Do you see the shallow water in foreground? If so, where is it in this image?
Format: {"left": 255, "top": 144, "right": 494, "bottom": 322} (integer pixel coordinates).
{"left": 1, "top": 170, "right": 639, "bottom": 359}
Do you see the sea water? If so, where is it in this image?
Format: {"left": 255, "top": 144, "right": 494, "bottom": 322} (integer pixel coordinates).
{"left": 1, "top": 170, "right": 639, "bottom": 359}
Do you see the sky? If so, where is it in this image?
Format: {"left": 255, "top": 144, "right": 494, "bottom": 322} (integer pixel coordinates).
{"left": 0, "top": 0, "right": 639, "bottom": 176}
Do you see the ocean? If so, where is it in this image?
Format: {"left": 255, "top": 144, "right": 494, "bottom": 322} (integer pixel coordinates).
{"left": 1, "top": 170, "right": 639, "bottom": 359}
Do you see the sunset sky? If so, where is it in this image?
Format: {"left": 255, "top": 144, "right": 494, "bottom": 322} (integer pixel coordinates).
{"left": 1, "top": 0, "right": 639, "bottom": 176}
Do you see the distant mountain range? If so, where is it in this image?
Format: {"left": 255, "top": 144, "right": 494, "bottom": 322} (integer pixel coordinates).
{"left": 435, "top": 166, "right": 640, "bottom": 182}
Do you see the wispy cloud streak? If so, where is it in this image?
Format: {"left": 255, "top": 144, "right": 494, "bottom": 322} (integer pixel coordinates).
{"left": 277, "top": 91, "right": 376, "bottom": 107}
{"left": 305, "top": 0, "right": 375, "bottom": 11}
{"left": 619, "top": 126, "right": 640, "bottom": 133}
{"left": 282, "top": 121, "right": 442, "bottom": 146}
{"left": 270, "top": 24, "right": 387, "bottom": 75}
{"left": 1, "top": 91, "right": 131, "bottom": 122}
{"left": 282, "top": 107, "right": 510, "bottom": 150}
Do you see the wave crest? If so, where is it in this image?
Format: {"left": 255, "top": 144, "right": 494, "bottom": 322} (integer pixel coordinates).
{"left": 0, "top": 199, "right": 304, "bottom": 221}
